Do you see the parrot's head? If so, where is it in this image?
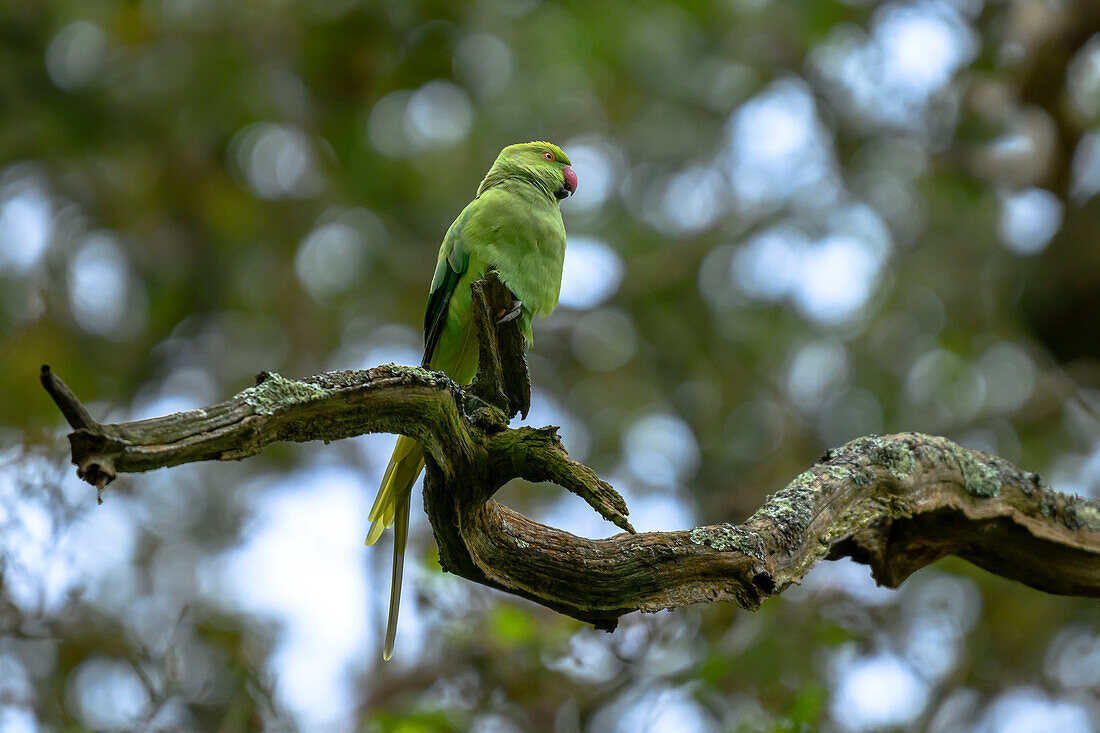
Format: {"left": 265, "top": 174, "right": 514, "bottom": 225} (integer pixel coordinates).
{"left": 488, "top": 141, "right": 578, "bottom": 202}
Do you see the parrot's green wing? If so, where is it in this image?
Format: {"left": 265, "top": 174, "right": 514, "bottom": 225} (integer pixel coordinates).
{"left": 422, "top": 216, "right": 471, "bottom": 367}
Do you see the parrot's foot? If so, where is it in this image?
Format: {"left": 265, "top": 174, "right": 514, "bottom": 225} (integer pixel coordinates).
{"left": 497, "top": 300, "right": 523, "bottom": 325}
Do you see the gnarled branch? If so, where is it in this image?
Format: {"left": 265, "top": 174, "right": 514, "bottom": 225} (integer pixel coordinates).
{"left": 42, "top": 275, "right": 1100, "bottom": 629}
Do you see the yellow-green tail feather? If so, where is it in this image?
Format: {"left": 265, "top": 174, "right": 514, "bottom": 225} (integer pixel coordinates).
{"left": 383, "top": 495, "right": 410, "bottom": 661}
{"left": 366, "top": 436, "right": 424, "bottom": 546}
{"left": 367, "top": 434, "right": 424, "bottom": 660}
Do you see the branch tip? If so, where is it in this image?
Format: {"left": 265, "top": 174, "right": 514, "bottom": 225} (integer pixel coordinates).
{"left": 40, "top": 364, "right": 98, "bottom": 431}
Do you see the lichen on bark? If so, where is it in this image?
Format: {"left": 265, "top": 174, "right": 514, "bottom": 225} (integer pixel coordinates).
{"left": 689, "top": 523, "right": 766, "bottom": 558}
{"left": 239, "top": 372, "right": 334, "bottom": 415}
{"left": 1064, "top": 497, "right": 1100, "bottom": 532}
{"left": 951, "top": 445, "right": 1003, "bottom": 498}
{"left": 828, "top": 435, "right": 917, "bottom": 483}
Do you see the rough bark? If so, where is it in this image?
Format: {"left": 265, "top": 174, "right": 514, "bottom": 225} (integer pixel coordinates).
{"left": 42, "top": 275, "right": 1100, "bottom": 629}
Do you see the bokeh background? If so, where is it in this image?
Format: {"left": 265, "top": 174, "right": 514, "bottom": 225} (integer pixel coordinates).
{"left": 2, "top": 0, "right": 1100, "bottom": 730}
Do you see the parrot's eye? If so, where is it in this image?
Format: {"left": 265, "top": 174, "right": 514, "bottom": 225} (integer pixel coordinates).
{"left": 543, "top": 152, "right": 554, "bottom": 161}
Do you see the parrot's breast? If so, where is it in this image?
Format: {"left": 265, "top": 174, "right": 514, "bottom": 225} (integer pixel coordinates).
{"left": 468, "top": 185, "right": 566, "bottom": 319}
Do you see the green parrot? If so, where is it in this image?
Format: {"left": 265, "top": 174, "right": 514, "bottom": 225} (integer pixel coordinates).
{"left": 366, "top": 141, "right": 577, "bottom": 659}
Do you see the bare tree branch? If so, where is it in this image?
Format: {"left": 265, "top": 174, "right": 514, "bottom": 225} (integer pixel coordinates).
{"left": 42, "top": 275, "right": 1100, "bottom": 630}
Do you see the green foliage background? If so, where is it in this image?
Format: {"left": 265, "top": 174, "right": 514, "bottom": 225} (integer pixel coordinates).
{"left": 2, "top": 0, "right": 1099, "bottom": 730}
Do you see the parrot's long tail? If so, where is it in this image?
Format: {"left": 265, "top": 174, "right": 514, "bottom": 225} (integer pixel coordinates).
{"left": 367, "top": 435, "right": 425, "bottom": 660}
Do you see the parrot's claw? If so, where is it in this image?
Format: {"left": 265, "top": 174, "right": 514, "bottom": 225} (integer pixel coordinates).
{"left": 497, "top": 301, "right": 523, "bottom": 325}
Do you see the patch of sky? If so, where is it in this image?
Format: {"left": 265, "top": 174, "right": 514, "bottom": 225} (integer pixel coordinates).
{"left": 1045, "top": 625, "right": 1100, "bottom": 691}
{"left": 830, "top": 647, "right": 930, "bottom": 731}
{"left": 0, "top": 705, "right": 37, "bottom": 733}
{"left": 0, "top": 452, "right": 138, "bottom": 616}
{"left": 898, "top": 572, "right": 981, "bottom": 683}
{"left": 651, "top": 165, "right": 728, "bottom": 235}
{"left": 0, "top": 175, "right": 52, "bottom": 275}
{"left": 65, "top": 657, "right": 150, "bottom": 730}
{"left": 811, "top": 1, "right": 977, "bottom": 131}
{"left": 623, "top": 412, "right": 700, "bottom": 489}
{"left": 367, "top": 81, "right": 474, "bottom": 158}
{"left": 588, "top": 683, "right": 718, "bottom": 733}
{"left": 723, "top": 78, "right": 838, "bottom": 212}
{"left": 544, "top": 629, "right": 623, "bottom": 685}
{"left": 295, "top": 208, "right": 383, "bottom": 301}
{"left": 728, "top": 202, "right": 891, "bottom": 325}
{"left": 129, "top": 366, "right": 218, "bottom": 422}
{"left": 68, "top": 232, "right": 147, "bottom": 339}
{"left": 997, "top": 188, "right": 1064, "bottom": 255}
{"left": 786, "top": 556, "right": 897, "bottom": 606}
{"left": 345, "top": 323, "right": 423, "bottom": 372}
{"left": 976, "top": 687, "right": 1096, "bottom": 733}
{"left": 515, "top": 389, "right": 590, "bottom": 463}
{"left": 786, "top": 339, "right": 853, "bottom": 410}
{"left": 228, "top": 122, "right": 325, "bottom": 200}
{"left": 561, "top": 137, "right": 622, "bottom": 212}
{"left": 559, "top": 236, "right": 623, "bottom": 310}
{"left": 198, "top": 465, "right": 382, "bottom": 731}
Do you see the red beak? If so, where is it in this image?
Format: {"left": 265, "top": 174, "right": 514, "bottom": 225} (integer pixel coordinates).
{"left": 562, "top": 165, "right": 578, "bottom": 195}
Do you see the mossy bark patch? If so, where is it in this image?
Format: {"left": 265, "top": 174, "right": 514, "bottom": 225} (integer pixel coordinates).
{"left": 1040, "top": 490, "right": 1058, "bottom": 518}
{"left": 239, "top": 372, "right": 334, "bottom": 415}
{"left": 1063, "top": 497, "right": 1100, "bottom": 532}
{"left": 828, "top": 435, "right": 917, "bottom": 482}
{"left": 751, "top": 484, "right": 815, "bottom": 546}
{"left": 689, "top": 523, "right": 766, "bottom": 558}
{"left": 952, "top": 445, "right": 1002, "bottom": 497}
